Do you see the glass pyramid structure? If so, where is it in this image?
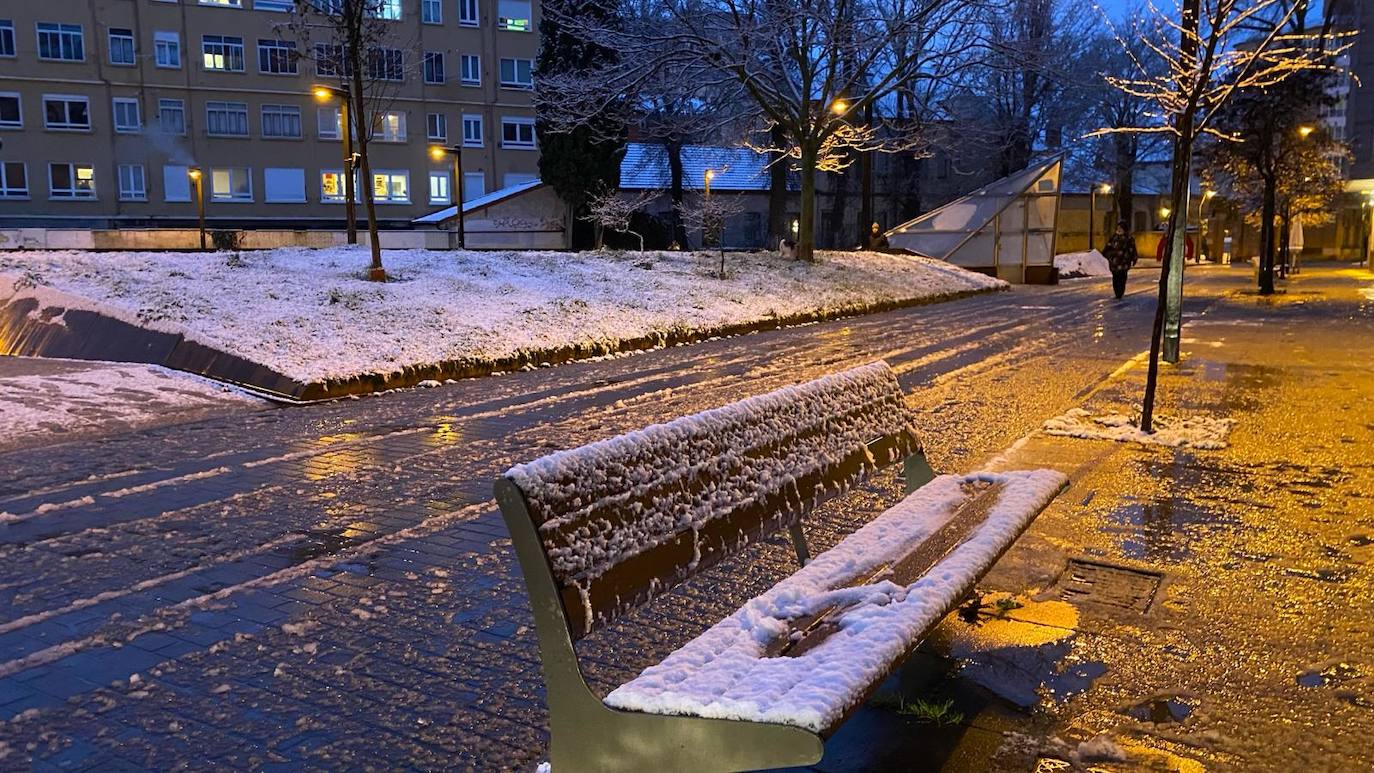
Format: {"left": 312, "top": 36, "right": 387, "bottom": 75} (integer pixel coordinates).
{"left": 887, "top": 155, "right": 1063, "bottom": 284}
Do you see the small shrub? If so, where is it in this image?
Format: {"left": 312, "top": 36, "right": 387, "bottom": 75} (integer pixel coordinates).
{"left": 224, "top": 252, "right": 246, "bottom": 268}
{"left": 210, "top": 230, "right": 243, "bottom": 251}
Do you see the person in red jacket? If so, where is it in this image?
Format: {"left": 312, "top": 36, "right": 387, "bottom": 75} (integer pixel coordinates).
{"left": 1156, "top": 232, "right": 1195, "bottom": 264}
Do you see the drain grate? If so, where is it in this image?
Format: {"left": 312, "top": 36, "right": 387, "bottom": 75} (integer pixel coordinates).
{"left": 1056, "top": 558, "right": 1163, "bottom": 613}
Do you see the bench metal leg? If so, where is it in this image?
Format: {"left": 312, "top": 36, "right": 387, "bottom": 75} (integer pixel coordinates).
{"left": 903, "top": 451, "right": 937, "bottom": 494}
{"left": 788, "top": 523, "right": 811, "bottom": 566}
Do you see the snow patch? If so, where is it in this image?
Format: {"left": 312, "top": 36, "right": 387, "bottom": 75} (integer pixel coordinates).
{"left": 1043, "top": 408, "right": 1234, "bottom": 450}
{"left": 1054, "top": 250, "right": 1112, "bottom": 279}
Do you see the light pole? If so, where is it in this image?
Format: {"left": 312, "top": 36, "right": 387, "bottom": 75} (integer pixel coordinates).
{"left": 704, "top": 168, "right": 714, "bottom": 199}
{"left": 187, "top": 167, "right": 206, "bottom": 250}
{"left": 1200, "top": 189, "right": 1216, "bottom": 263}
{"left": 430, "top": 145, "right": 466, "bottom": 249}
{"left": 1090, "top": 183, "right": 1112, "bottom": 252}
{"left": 314, "top": 85, "right": 357, "bottom": 245}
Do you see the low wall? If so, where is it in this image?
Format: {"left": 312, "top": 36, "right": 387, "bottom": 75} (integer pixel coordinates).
{"left": 0, "top": 228, "right": 466, "bottom": 252}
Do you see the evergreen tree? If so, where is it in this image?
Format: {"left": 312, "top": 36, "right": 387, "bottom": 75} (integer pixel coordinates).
{"left": 535, "top": 0, "right": 628, "bottom": 248}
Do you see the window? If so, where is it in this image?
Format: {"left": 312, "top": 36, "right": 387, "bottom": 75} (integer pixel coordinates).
{"left": 423, "top": 51, "right": 445, "bottom": 84}
{"left": 368, "top": 0, "right": 402, "bottom": 20}
{"left": 374, "top": 110, "right": 405, "bottom": 142}
{"left": 108, "top": 28, "right": 135, "bottom": 65}
{"left": 461, "top": 114, "right": 482, "bottom": 147}
{"left": 0, "top": 162, "right": 27, "bottom": 198}
{"left": 163, "top": 165, "right": 191, "bottom": 201}
{"left": 257, "top": 39, "right": 297, "bottom": 74}
{"left": 49, "top": 162, "right": 96, "bottom": 199}
{"left": 459, "top": 0, "right": 479, "bottom": 26}
{"left": 254, "top": 0, "right": 293, "bottom": 10}
{"left": 263, "top": 167, "right": 306, "bottom": 202}
{"left": 499, "top": 58, "right": 533, "bottom": 89}
{"left": 320, "top": 170, "right": 357, "bottom": 202}
{"left": 463, "top": 172, "right": 485, "bottom": 201}
{"left": 202, "top": 35, "right": 245, "bottom": 71}
{"left": 428, "top": 171, "right": 450, "bottom": 204}
{"left": 112, "top": 98, "right": 141, "bottom": 133}
{"left": 372, "top": 170, "right": 409, "bottom": 203}
{"left": 200, "top": 0, "right": 244, "bottom": 6}
{"left": 427, "top": 112, "right": 447, "bottom": 141}
{"left": 0, "top": 94, "right": 21, "bottom": 129}
{"left": 158, "top": 99, "right": 186, "bottom": 134}
{"left": 154, "top": 31, "right": 181, "bottom": 68}
{"left": 460, "top": 54, "right": 481, "bottom": 85}
{"left": 211, "top": 167, "right": 252, "bottom": 201}
{"left": 314, "top": 43, "right": 350, "bottom": 77}
{"left": 261, "top": 104, "right": 302, "bottom": 138}
{"left": 205, "top": 101, "right": 249, "bottom": 136}
{"left": 503, "top": 172, "right": 538, "bottom": 188}
{"left": 501, "top": 117, "right": 535, "bottom": 148}
{"left": 43, "top": 95, "right": 90, "bottom": 131}
{"left": 118, "top": 164, "right": 146, "bottom": 200}
{"left": 317, "top": 106, "right": 341, "bottom": 139}
{"left": 37, "top": 23, "right": 84, "bottom": 61}
{"left": 497, "top": 0, "right": 531, "bottom": 31}
{"left": 421, "top": 0, "right": 442, "bottom": 24}
{"left": 0, "top": 20, "right": 14, "bottom": 58}
{"left": 367, "top": 47, "right": 404, "bottom": 81}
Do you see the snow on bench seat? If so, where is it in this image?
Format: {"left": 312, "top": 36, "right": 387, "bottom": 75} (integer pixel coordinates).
{"left": 603, "top": 469, "right": 1067, "bottom": 733}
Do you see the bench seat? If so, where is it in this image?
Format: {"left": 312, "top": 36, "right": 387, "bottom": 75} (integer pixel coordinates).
{"left": 604, "top": 469, "right": 1067, "bottom": 733}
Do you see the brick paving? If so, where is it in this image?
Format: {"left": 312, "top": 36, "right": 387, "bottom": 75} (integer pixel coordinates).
{"left": 0, "top": 275, "right": 1177, "bottom": 770}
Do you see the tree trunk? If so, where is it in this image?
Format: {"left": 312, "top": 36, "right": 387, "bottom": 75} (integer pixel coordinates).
{"left": 1113, "top": 133, "right": 1135, "bottom": 227}
{"left": 348, "top": 45, "right": 384, "bottom": 280}
{"left": 767, "top": 125, "right": 788, "bottom": 250}
{"left": 1259, "top": 175, "right": 1276, "bottom": 295}
{"left": 667, "top": 141, "right": 688, "bottom": 248}
{"left": 797, "top": 143, "right": 818, "bottom": 261}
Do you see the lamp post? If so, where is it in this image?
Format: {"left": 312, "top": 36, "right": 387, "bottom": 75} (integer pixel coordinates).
{"left": 1200, "top": 189, "right": 1216, "bottom": 263}
{"left": 314, "top": 85, "right": 357, "bottom": 245}
{"left": 187, "top": 166, "right": 206, "bottom": 250}
{"left": 1090, "top": 183, "right": 1112, "bottom": 252}
{"left": 704, "top": 168, "right": 714, "bottom": 199}
{"left": 429, "top": 145, "right": 466, "bottom": 249}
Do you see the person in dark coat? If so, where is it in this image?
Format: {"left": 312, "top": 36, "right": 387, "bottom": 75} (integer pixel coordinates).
{"left": 865, "top": 222, "right": 890, "bottom": 251}
{"left": 1102, "top": 220, "right": 1138, "bottom": 299}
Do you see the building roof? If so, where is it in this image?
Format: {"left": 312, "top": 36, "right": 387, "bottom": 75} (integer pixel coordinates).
{"left": 412, "top": 178, "right": 545, "bottom": 224}
{"left": 619, "top": 143, "right": 776, "bottom": 191}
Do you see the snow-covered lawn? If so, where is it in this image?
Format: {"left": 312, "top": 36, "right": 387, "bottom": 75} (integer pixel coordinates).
{"left": 0, "top": 358, "right": 262, "bottom": 452}
{"left": 1, "top": 247, "right": 1003, "bottom": 383}
{"left": 1054, "top": 250, "right": 1112, "bottom": 279}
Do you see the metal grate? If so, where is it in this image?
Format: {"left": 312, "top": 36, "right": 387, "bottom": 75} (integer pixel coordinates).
{"left": 1056, "top": 558, "right": 1163, "bottom": 613}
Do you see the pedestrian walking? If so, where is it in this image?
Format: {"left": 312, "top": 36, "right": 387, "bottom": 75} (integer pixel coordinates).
{"left": 1103, "top": 220, "right": 1138, "bottom": 299}
{"left": 865, "top": 222, "right": 890, "bottom": 251}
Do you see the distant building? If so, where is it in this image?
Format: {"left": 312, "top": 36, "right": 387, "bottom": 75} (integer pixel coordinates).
{"left": 0, "top": 0, "right": 540, "bottom": 229}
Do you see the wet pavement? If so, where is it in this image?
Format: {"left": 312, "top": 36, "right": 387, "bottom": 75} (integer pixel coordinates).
{"left": 1, "top": 265, "right": 1370, "bottom": 770}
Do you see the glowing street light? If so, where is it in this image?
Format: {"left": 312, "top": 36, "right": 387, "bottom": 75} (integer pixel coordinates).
{"left": 313, "top": 84, "right": 357, "bottom": 244}
{"left": 187, "top": 167, "right": 206, "bottom": 251}
{"left": 429, "top": 145, "right": 467, "bottom": 249}
{"left": 1090, "top": 183, "right": 1113, "bottom": 252}
{"left": 704, "top": 168, "right": 715, "bottom": 198}
{"left": 831, "top": 99, "right": 848, "bottom": 115}
{"left": 1297, "top": 124, "right": 1315, "bottom": 139}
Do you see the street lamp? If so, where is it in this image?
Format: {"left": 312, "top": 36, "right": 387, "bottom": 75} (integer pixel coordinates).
{"left": 314, "top": 85, "right": 357, "bottom": 245}
{"left": 1200, "top": 189, "right": 1216, "bottom": 263}
{"left": 187, "top": 167, "right": 206, "bottom": 250}
{"left": 831, "top": 99, "right": 848, "bottom": 115}
{"left": 704, "top": 168, "right": 715, "bottom": 198}
{"left": 1297, "top": 124, "right": 1315, "bottom": 139}
{"left": 429, "top": 145, "right": 466, "bottom": 249}
{"left": 1090, "top": 183, "right": 1112, "bottom": 252}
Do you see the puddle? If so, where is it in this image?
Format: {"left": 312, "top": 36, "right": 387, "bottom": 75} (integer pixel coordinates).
{"left": 1120, "top": 693, "right": 1198, "bottom": 724}
{"left": 1297, "top": 661, "right": 1363, "bottom": 688}
{"left": 1109, "top": 497, "right": 1237, "bottom": 561}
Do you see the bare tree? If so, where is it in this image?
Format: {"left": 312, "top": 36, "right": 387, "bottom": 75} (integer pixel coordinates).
{"left": 544, "top": 0, "right": 983, "bottom": 261}
{"left": 582, "top": 187, "right": 660, "bottom": 250}
{"left": 1089, "top": 0, "right": 1347, "bottom": 433}
{"left": 677, "top": 193, "right": 747, "bottom": 277}
{"left": 287, "top": 0, "right": 414, "bottom": 280}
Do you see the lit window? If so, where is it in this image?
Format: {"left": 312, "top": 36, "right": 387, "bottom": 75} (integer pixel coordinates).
{"left": 118, "top": 164, "right": 147, "bottom": 200}
{"left": 0, "top": 162, "right": 28, "bottom": 199}
{"left": 0, "top": 93, "right": 21, "bottom": 128}
{"left": 500, "top": 117, "right": 535, "bottom": 149}
{"left": 497, "top": 0, "right": 531, "bottom": 31}
{"left": 211, "top": 167, "right": 252, "bottom": 201}
{"left": 320, "top": 170, "right": 357, "bottom": 202}
{"left": 461, "top": 114, "right": 483, "bottom": 147}
{"left": 36, "top": 23, "right": 84, "bottom": 61}
{"left": 202, "top": 35, "right": 245, "bottom": 71}
{"left": 108, "top": 28, "right": 135, "bottom": 66}
{"left": 368, "top": 0, "right": 402, "bottom": 20}
{"left": 154, "top": 31, "right": 181, "bottom": 68}
{"left": 499, "top": 58, "right": 534, "bottom": 89}
{"left": 460, "top": 54, "right": 481, "bottom": 86}
{"left": 374, "top": 110, "right": 406, "bottom": 142}
{"left": 43, "top": 95, "right": 91, "bottom": 131}
{"left": 112, "top": 98, "right": 141, "bottom": 133}
{"left": 427, "top": 112, "right": 447, "bottom": 141}
{"left": 428, "top": 171, "right": 450, "bottom": 204}
{"left": 49, "top": 162, "right": 96, "bottom": 199}
{"left": 372, "top": 171, "right": 409, "bottom": 203}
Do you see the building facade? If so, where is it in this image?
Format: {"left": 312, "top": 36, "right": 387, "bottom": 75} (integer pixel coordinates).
{"left": 0, "top": 0, "right": 540, "bottom": 228}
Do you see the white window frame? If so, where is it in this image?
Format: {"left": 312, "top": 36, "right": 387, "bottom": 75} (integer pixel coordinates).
{"left": 263, "top": 167, "right": 306, "bottom": 203}
{"left": 158, "top": 99, "right": 187, "bottom": 135}
{"left": 0, "top": 20, "right": 15, "bottom": 58}
{"left": 458, "top": 0, "right": 479, "bottom": 26}
{"left": 461, "top": 114, "right": 483, "bottom": 147}
{"left": 428, "top": 170, "right": 450, "bottom": 204}
{"left": 421, "top": 0, "right": 442, "bottom": 24}
{"left": 426, "top": 112, "right": 447, "bottom": 142}
{"left": 500, "top": 116, "right": 535, "bottom": 149}
{"left": 0, "top": 161, "right": 28, "bottom": 199}
{"left": 460, "top": 54, "right": 481, "bottom": 86}
{"left": 108, "top": 27, "right": 136, "bottom": 66}
{"left": 499, "top": 57, "right": 534, "bottom": 90}
{"left": 48, "top": 162, "right": 97, "bottom": 200}
{"left": 367, "top": 47, "right": 404, "bottom": 81}
{"left": 371, "top": 169, "right": 410, "bottom": 204}
{"left": 368, "top": 0, "right": 402, "bottom": 20}
{"left": 0, "top": 92, "right": 21, "bottom": 129}
{"left": 199, "top": 0, "right": 245, "bottom": 7}
{"left": 36, "top": 22, "right": 85, "bottom": 62}
{"left": 260, "top": 103, "right": 302, "bottom": 139}
{"left": 112, "top": 97, "right": 141, "bottom": 133}
{"left": 205, "top": 101, "right": 250, "bottom": 137}
{"left": 42, "top": 94, "right": 91, "bottom": 132}
{"left": 374, "top": 110, "right": 406, "bottom": 142}
{"left": 257, "top": 38, "right": 298, "bottom": 75}
{"left": 320, "top": 169, "right": 358, "bottom": 203}
{"left": 317, "top": 106, "right": 342, "bottom": 139}
{"left": 253, "top": 0, "right": 293, "bottom": 11}
{"left": 118, "top": 163, "right": 147, "bottom": 201}
{"left": 423, "top": 51, "right": 445, "bottom": 84}
{"left": 201, "top": 34, "right": 245, "bottom": 72}
{"left": 154, "top": 31, "right": 181, "bottom": 68}
{"left": 210, "top": 166, "right": 253, "bottom": 202}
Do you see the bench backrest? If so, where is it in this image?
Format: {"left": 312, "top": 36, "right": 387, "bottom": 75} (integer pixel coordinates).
{"left": 502, "top": 361, "right": 921, "bottom": 639}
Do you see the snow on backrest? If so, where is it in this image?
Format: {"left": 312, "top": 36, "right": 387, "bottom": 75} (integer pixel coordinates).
{"left": 504, "top": 361, "right": 921, "bottom": 638}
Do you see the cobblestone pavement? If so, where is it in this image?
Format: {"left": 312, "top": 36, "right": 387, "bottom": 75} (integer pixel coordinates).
{"left": 0, "top": 271, "right": 1213, "bottom": 771}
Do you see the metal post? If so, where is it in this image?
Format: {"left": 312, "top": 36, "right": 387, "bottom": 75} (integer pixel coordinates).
{"left": 454, "top": 149, "right": 466, "bottom": 250}
{"left": 189, "top": 168, "right": 206, "bottom": 251}
{"left": 340, "top": 96, "right": 357, "bottom": 245}
{"left": 1089, "top": 187, "right": 1096, "bottom": 253}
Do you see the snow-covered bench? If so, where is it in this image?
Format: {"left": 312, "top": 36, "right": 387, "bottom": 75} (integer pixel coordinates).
{"left": 494, "top": 361, "right": 1067, "bottom": 772}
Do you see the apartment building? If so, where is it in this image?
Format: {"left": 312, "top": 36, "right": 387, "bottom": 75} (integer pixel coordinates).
{"left": 0, "top": 0, "right": 541, "bottom": 228}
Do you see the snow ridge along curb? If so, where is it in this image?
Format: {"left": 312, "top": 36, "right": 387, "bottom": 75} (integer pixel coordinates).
{"left": 1, "top": 284, "right": 1002, "bottom": 403}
